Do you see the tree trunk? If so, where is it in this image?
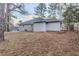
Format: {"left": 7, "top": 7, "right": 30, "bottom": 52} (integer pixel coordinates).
{"left": 0, "top": 4, "right": 6, "bottom": 41}
{"left": 5, "top": 3, "right": 10, "bottom": 32}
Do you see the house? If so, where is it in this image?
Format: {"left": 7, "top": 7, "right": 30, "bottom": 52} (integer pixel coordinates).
{"left": 19, "top": 18, "right": 61, "bottom": 32}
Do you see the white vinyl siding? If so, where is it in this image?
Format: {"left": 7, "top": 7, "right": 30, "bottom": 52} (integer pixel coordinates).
{"left": 19, "top": 22, "right": 61, "bottom": 32}
{"left": 19, "top": 26, "right": 24, "bottom": 31}
{"left": 19, "top": 25, "right": 32, "bottom": 31}
{"left": 24, "top": 25, "right": 32, "bottom": 31}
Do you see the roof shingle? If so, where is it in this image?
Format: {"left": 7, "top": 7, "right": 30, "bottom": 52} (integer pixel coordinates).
{"left": 20, "top": 18, "right": 61, "bottom": 25}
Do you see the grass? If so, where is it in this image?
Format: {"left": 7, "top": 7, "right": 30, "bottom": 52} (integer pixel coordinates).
{"left": 0, "top": 31, "right": 78, "bottom": 56}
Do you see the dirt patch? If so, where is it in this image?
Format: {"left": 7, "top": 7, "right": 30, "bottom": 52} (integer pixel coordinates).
{"left": 0, "top": 31, "right": 78, "bottom": 56}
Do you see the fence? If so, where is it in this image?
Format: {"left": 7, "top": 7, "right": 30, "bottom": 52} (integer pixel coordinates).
{"left": 61, "top": 23, "right": 79, "bottom": 32}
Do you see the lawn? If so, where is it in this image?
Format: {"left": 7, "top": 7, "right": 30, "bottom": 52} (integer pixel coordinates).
{"left": 0, "top": 31, "right": 79, "bottom": 56}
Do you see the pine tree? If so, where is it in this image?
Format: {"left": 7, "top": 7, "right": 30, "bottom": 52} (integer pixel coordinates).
{"left": 48, "top": 3, "right": 64, "bottom": 19}
{"left": 34, "top": 3, "right": 47, "bottom": 18}
{"left": 63, "top": 3, "right": 79, "bottom": 30}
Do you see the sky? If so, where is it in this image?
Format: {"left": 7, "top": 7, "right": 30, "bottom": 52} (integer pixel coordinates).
{"left": 13, "top": 3, "right": 38, "bottom": 22}
{"left": 13, "top": 3, "right": 50, "bottom": 23}
{"left": 24, "top": 3, "right": 38, "bottom": 14}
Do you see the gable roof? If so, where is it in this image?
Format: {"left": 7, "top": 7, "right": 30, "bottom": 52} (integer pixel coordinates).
{"left": 20, "top": 18, "right": 61, "bottom": 25}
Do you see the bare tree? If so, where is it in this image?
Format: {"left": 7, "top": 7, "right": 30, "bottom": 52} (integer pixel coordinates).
{"left": 5, "top": 3, "right": 28, "bottom": 32}
{"left": 0, "top": 3, "right": 6, "bottom": 41}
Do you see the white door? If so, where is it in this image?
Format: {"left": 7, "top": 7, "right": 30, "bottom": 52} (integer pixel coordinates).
{"left": 33, "top": 22, "right": 46, "bottom": 32}
{"left": 46, "top": 22, "right": 60, "bottom": 31}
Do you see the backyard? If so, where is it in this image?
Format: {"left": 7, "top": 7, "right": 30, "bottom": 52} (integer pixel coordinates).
{"left": 0, "top": 31, "right": 79, "bottom": 56}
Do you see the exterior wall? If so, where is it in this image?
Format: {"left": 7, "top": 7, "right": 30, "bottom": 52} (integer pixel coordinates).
{"left": 46, "top": 22, "right": 60, "bottom": 31}
{"left": 23, "top": 25, "right": 32, "bottom": 31}
{"left": 33, "top": 22, "right": 46, "bottom": 32}
{"left": 19, "top": 25, "right": 32, "bottom": 31}
{"left": 19, "top": 22, "right": 61, "bottom": 32}
{"left": 19, "top": 26, "right": 24, "bottom": 31}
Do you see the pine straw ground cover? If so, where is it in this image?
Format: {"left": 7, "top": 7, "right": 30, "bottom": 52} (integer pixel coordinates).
{"left": 0, "top": 31, "right": 79, "bottom": 56}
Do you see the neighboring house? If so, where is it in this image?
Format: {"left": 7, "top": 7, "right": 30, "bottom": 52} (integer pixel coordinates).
{"left": 19, "top": 18, "right": 61, "bottom": 32}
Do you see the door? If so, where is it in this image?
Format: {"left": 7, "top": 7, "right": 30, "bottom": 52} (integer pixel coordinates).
{"left": 46, "top": 22, "right": 60, "bottom": 31}
{"left": 33, "top": 22, "right": 46, "bottom": 32}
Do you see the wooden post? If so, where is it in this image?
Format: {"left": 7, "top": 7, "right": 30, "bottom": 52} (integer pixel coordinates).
{"left": 0, "top": 4, "right": 6, "bottom": 41}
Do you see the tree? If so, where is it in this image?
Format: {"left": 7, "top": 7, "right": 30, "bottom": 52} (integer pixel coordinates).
{"left": 47, "top": 15, "right": 56, "bottom": 19}
{"left": 63, "top": 3, "right": 79, "bottom": 31}
{"left": 34, "top": 3, "right": 47, "bottom": 18}
{"left": 5, "top": 3, "right": 28, "bottom": 32}
{"left": 48, "top": 3, "right": 64, "bottom": 19}
{"left": 0, "top": 4, "right": 6, "bottom": 41}
{"left": 19, "top": 20, "right": 22, "bottom": 24}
